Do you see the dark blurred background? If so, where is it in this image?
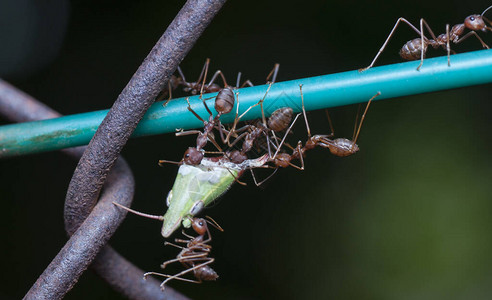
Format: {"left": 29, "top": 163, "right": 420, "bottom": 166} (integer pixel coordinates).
{"left": 1, "top": 0, "right": 492, "bottom": 299}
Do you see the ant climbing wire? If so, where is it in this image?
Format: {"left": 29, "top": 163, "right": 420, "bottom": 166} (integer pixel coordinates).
{"left": 360, "top": 5, "right": 492, "bottom": 71}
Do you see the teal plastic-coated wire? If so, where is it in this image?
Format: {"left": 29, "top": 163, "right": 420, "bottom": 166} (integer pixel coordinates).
{"left": 1, "top": 49, "right": 492, "bottom": 158}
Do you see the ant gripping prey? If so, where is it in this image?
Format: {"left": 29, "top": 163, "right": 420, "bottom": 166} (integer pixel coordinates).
{"left": 143, "top": 216, "right": 223, "bottom": 289}
{"left": 360, "top": 5, "right": 492, "bottom": 71}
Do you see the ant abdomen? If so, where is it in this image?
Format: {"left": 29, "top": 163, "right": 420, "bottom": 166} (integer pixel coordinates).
{"left": 400, "top": 38, "right": 427, "bottom": 60}
{"left": 194, "top": 265, "right": 218, "bottom": 281}
{"left": 214, "top": 86, "right": 235, "bottom": 115}
{"left": 316, "top": 137, "right": 360, "bottom": 157}
{"left": 268, "top": 107, "right": 293, "bottom": 132}
{"left": 328, "top": 138, "right": 360, "bottom": 157}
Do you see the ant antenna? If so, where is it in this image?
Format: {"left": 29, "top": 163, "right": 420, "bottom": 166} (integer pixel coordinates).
{"left": 352, "top": 104, "right": 361, "bottom": 140}
{"left": 481, "top": 5, "right": 492, "bottom": 16}
{"left": 158, "top": 160, "right": 183, "bottom": 166}
{"left": 113, "top": 202, "right": 164, "bottom": 221}
{"left": 205, "top": 216, "right": 224, "bottom": 232}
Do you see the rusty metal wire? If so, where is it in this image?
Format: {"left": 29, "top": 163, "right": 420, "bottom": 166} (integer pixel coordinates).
{"left": 1, "top": 0, "right": 227, "bottom": 299}
{"left": 0, "top": 78, "right": 187, "bottom": 300}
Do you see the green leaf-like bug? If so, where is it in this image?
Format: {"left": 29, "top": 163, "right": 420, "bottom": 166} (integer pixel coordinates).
{"left": 114, "top": 154, "right": 268, "bottom": 237}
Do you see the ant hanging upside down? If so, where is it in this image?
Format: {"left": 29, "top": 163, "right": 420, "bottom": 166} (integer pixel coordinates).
{"left": 143, "top": 216, "right": 223, "bottom": 290}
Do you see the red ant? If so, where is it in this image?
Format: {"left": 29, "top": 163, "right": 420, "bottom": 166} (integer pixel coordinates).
{"left": 264, "top": 85, "right": 379, "bottom": 180}
{"left": 143, "top": 216, "right": 223, "bottom": 289}
{"left": 360, "top": 5, "right": 492, "bottom": 71}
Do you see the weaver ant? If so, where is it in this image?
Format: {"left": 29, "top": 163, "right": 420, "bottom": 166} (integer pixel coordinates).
{"left": 360, "top": 5, "right": 492, "bottom": 71}
{"left": 265, "top": 85, "right": 380, "bottom": 178}
{"left": 143, "top": 216, "right": 223, "bottom": 289}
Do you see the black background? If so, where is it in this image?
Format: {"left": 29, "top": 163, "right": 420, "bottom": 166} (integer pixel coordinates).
{"left": 2, "top": 0, "right": 492, "bottom": 299}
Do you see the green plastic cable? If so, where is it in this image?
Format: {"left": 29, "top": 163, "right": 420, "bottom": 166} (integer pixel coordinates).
{"left": 1, "top": 49, "right": 492, "bottom": 158}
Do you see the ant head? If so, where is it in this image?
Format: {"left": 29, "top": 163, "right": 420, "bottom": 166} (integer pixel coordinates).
{"left": 191, "top": 216, "right": 224, "bottom": 235}
{"left": 227, "top": 150, "right": 247, "bottom": 164}
{"left": 207, "top": 83, "right": 222, "bottom": 93}
{"left": 183, "top": 147, "right": 203, "bottom": 165}
{"left": 464, "top": 15, "right": 486, "bottom": 31}
{"left": 192, "top": 218, "right": 208, "bottom": 236}
{"left": 169, "top": 75, "right": 183, "bottom": 89}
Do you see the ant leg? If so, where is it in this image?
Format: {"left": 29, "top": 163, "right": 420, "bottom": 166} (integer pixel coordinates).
{"left": 225, "top": 167, "right": 247, "bottom": 186}
{"left": 273, "top": 113, "right": 302, "bottom": 159}
{"left": 236, "top": 72, "right": 242, "bottom": 88}
{"left": 351, "top": 92, "right": 380, "bottom": 149}
{"left": 160, "top": 252, "right": 209, "bottom": 269}
{"left": 179, "top": 229, "right": 195, "bottom": 239}
{"left": 145, "top": 272, "right": 203, "bottom": 284}
{"left": 483, "top": 15, "right": 492, "bottom": 28}
{"left": 299, "top": 84, "right": 313, "bottom": 138}
{"left": 185, "top": 98, "right": 206, "bottom": 123}
{"left": 177, "top": 66, "right": 187, "bottom": 83}
{"left": 446, "top": 24, "right": 451, "bottom": 66}
{"left": 417, "top": 18, "right": 439, "bottom": 70}
{"left": 234, "top": 72, "right": 255, "bottom": 88}
{"left": 175, "top": 129, "right": 202, "bottom": 137}
{"left": 164, "top": 241, "right": 186, "bottom": 249}
{"left": 265, "top": 63, "right": 280, "bottom": 84}
{"left": 196, "top": 58, "right": 210, "bottom": 96}
{"left": 112, "top": 202, "right": 164, "bottom": 221}
{"left": 160, "top": 81, "right": 174, "bottom": 107}
{"left": 455, "top": 31, "right": 490, "bottom": 49}
{"left": 359, "top": 18, "right": 423, "bottom": 72}
{"left": 158, "top": 159, "right": 182, "bottom": 166}
{"left": 227, "top": 131, "right": 250, "bottom": 148}
{"left": 251, "top": 167, "right": 279, "bottom": 186}
{"left": 239, "top": 80, "right": 254, "bottom": 88}
{"left": 207, "top": 70, "right": 228, "bottom": 89}
{"left": 324, "top": 110, "right": 335, "bottom": 137}
{"left": 418, "top": 19, "right": 426, "bottom": 70}
{"left": 352, "top": 104, "right": 361, "bottom": 141}
{"left": 286, "top": 142, "right": 305, "bottom": 171}
{"left": 237, "top": 83, "right": 273, "bottom": 125}
{"left": 160, "top": 258, "right": 215, "bottom": 288}
{"left": 207, "top": 135, "right": 224, "bottom": 152}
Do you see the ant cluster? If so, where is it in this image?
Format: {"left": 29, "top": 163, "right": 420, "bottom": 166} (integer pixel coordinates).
{"left": 114, "top": 4, "right": 491, "bottom": 292}
{"left": 115, "top": 58, "right": 379, "bottom": 289}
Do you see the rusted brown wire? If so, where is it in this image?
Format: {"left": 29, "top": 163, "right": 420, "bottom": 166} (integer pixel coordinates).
{"left": 0, "top": 78, "right": 187, "bottom": 300}
{"left": 1, "top": 0, "right": 227, "bottom": 299}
